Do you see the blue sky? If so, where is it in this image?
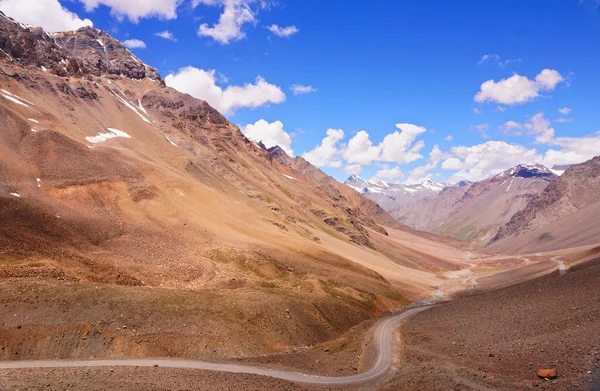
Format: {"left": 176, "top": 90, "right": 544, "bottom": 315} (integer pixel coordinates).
{"left": 2, "top": 0, "right": 600, "bottom": 183}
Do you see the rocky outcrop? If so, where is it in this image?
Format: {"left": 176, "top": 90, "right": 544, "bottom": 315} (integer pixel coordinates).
{"left": 0, "top": 11, "right": 161, "bottom": 82}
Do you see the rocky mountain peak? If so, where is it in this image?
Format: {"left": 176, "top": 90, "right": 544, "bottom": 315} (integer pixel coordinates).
{"left": 499, "top": 163, "right": 556, "bottom": 180}
{"left": 0, "top": 11, "right": 161, "bottom": 82}
{"left": 344, "top": 174, "right": 368, "bottom": 189}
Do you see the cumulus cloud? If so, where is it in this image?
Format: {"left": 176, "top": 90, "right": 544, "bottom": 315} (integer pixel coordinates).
{"left": 343, "top": 131, "right": 381, "bottom": 165}
{"left": 558, "top": 107, "right": 571, "bottom": 115}
{"left": 164, "top": 66, "right": 285, "bottom": 115}
{"left": 123, "top": 39, "right": 146, "bottom": 49}
{"left": 0, "top": 0, "right": 93, "bottom": 32}
{"left": 196, "top": 0, "right": 258, "bottom": 44}
{"left": 474, "top": 69, "right": 564, "bottom": 105}
{"left": 241, "top": 119, "right": 293, "bottom": 155}
{"left": 78, "top": 0, "right": 181, "bottom": 22}
{"left": 445, "top": 135, "right": 453, "bottom": 141}
{"left": 302, "top": 129, "right": 345, "bottom": 168}
{"left": 267, "top": 24, "right": 299, "bottom": 37}
{"left": 374, "top": 166, "right": 404, "bottom": 180}
{"left": 290, "top": 84, "right": 317, "bottom": 95}
{"left": 155, "top": 30, "right": 177, "bottom": 41}
{"left": 303, "top": 123, "right": 427, "bottom": 175}
{"left": 378, "top": 123, "right": 427, "bottom": 164}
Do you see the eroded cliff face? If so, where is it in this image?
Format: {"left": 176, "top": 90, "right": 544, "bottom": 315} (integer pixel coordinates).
{"left": 0, "top": 12, "right": 160, "bottom": 81}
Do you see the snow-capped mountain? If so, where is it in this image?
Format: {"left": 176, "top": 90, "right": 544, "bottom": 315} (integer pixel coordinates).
{"left": 343, "top": 175, "right": 449, "bottom": 211}
{"left": 497, "top": 163, "right": 557, "bottom": 180}
{"left": 392, "top": 163, "right": 558, "bottom": 243}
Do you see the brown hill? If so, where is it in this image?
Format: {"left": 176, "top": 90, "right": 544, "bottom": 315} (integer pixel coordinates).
{"left": 487, "top": 156, "right": 600, "bottom": 254}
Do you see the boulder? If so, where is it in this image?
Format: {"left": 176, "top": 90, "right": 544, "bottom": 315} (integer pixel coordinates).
{"left": 537, "top": 368, "right": 557, "bottom": 379}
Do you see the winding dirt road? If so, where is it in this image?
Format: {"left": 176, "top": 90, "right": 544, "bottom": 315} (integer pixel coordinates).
{"left": 0, "top": 306, "right": 432, "bottom": 386}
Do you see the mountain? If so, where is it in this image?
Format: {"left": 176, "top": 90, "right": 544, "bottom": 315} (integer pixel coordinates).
{"left": 487, "top": 156, "right": 600, "bottom": 253}
{"left": 393, "top": 163, "right": 557, "bottom": 244}
{"left": 343, "top": 175, "right": 447, "bottom": 211}
{"left": 0, "top": 12, "right": 472, "bottom": 362}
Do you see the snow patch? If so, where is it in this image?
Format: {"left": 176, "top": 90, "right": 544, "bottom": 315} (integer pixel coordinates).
{"left": 1, "top": 89, "right": 35, "bottom": 106}
{"left": 164, "top": 134, "right": 178, "bottom": 147}
{"left": 138, "top": 100, "right": 149, "bottom": 116}
{"left": 36, "top": 178, "right": 41, "bottom": 188}
{"left": 31, "top": 128, "right": 37, "bottom": 132}
{"left": 27, "top": 118, "right": 39, "bottom": 123}
{"left": 347, "top": 185, "right": 365, "bottom": 193}
{"left": 2, "top": 93, "right": 29, "bottom": 107}
{"left": 112, "top": 92, "right": 151, "bottom": 124}
{"left": 86, "top": 128, "right": 132, "bottom": 144}
{"left": 505, "top": 177, "right": 516, "bottom": 192}
{"left": 10, "top": 193, "right": 20, "bottom": 198}
{"left": 281, "top": 174, "right": 295, "bottom": 180}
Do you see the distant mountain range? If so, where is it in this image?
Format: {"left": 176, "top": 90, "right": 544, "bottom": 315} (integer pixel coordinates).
{"left": 343, "top": 175, "right": 467, "bottom": 212}
{"left": 349, "top": 163, "right": 563, "bottom": 244}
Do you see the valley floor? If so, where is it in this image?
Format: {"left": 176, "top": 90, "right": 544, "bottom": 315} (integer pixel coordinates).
{"left": 1, "top": 257, "right": 599, "bottom": 390}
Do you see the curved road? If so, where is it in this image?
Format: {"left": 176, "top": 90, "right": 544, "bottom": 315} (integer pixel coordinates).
{"left": 0, "top": 306, "right": 432, "bottom": 386}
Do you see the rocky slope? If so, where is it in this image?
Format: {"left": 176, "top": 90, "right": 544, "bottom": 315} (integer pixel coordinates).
{"left": 344, "top": 174, "right": 448, "bottom": 211}
{"left": 488, "top": 156, "right": 600, "bottom": 253}
{"left": 0, "top": 12, "right": 160, "bottom": 81}
{"left": 393, "top": 164, "right": 557, "bottom": 244}
{"left": 0, "top": 12, "right": 470, "bottom": 363}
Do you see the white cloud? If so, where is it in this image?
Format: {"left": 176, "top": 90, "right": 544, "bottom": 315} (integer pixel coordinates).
{"left": 155, "top": 30, "right": 177, "bottom": 41}
{"left": 474, "top": 69, "right": 564, "bottom": 105}
{"left": 477, "top": 53, "right": 500, "bottom": 66}
{"left": 477, "top": 53, "right": 521, "bottom": 68}
{"left": 499, "top": 113, "right": 555, "bottom": 144}
{"left": 267, "top": 24, "right": 299, "bottom": 37}
{"left": 554, "top": 118, "right": 573, "bottom": 123}
{"left": 78, "top": 0, "right": 181, "bottom": 21}
{"left": 302, "top": 129, "right": 345, "bottom": 168}
{"left": 343, "top": 130, "right": 381, "bottom": 165}
{"left": 164, "top": 66, "right": 285, "bottom": 115}
{"left": 445, "top": 135, "right": 453, "bottom": 141}
{"left": 290, "top": 84, "right": 317, "bottom": 95}
{"left": 374, "top": 166, "right": 404, "bottom": 180}
{"left": 441, "top": 141, "right": 543, "bottom": 181}
{"left": 343, "top": 164, "right": 363, "bottom": 175}
{"left": 542, "top": 131, "right": 600, "bottom": 166}
{"left": 196, "top": 0, "right": 257, "bottom": 44}
{"left": 470, "top": 123, "right": 490, "bottom": 138}
{"left": 0, "top": 0, "right": 93, "bottom": 32}
{"left": 406, "top": 145, "right": 449, "bottom": 183}
{"left": 558, "top": 107, "right": 571, "bottom": 115}
{"left": 473, "top": 107, "right": 481, "bottom": 114}
{"left": 123, "top": 39, "right": 146, "bottom": 49}
{"left": 241, "top": 119, "right": 293, "bottom": 155}
{"left": 378, "top": 123, "right": 427, "bottom": 164}
{"left": 303, "top": 123, "right": 427, "bottom": 174}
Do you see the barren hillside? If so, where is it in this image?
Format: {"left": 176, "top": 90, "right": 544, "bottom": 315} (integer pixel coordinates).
{"left": 0, "top": 12, "right": 473, "bottom": 362}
